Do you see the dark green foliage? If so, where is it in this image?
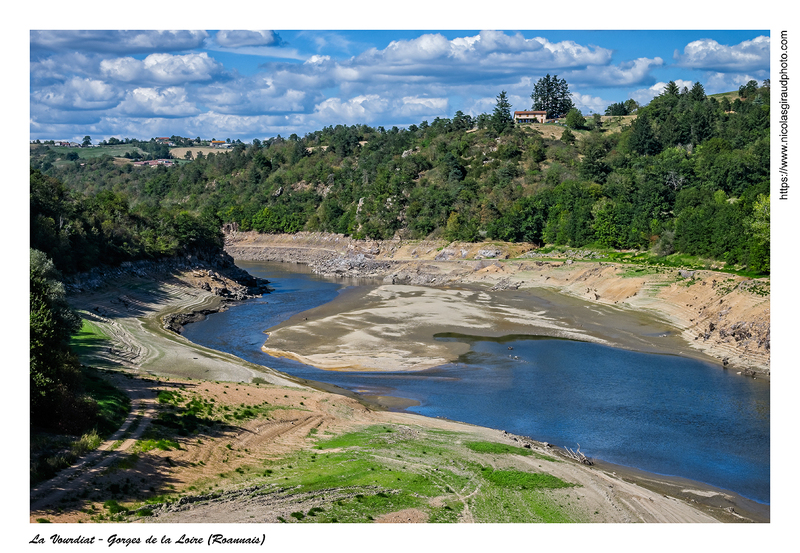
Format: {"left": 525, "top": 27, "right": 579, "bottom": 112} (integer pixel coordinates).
{"left": 491, "top": 91, "right": 514, "bottom": 134}
{"left": 564, "top": 108, "right": 586, "bottom": 130}
{"left": 30, "top": 249, "right": 95, "bottom": 432}
{"left": 31, "top": 86, "right": 770, "bottom": 273}
{"left": 30, "top": 169, "right": 222, "bottom": 274}
{"left": 605, "top": 101, "right": 638, "bottom": 116}
{"left": 531, "top": 74, "right": 575, "bottom": 119}
{"left": 628, "top": 112, "right": 661, "bottom": 156}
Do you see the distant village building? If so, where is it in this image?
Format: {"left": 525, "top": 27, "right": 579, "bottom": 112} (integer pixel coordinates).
{"left": 513, "top": 111, "right": 548, "bottom": 124}
{"left": 211, "top": 140, "right": 230, "bottom": 149}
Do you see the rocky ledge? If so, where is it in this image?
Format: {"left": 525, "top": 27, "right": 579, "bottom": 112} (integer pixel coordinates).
{"left": 64, "top": 249, "right": 270, "bottom": 298}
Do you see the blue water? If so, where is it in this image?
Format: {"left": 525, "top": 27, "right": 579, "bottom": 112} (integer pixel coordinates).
{"left": 182, "top": 261, "right": 770, "bottom": 504}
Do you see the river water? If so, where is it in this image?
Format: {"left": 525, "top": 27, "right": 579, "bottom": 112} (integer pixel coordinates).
{"left": 182, "top": 261, "right": 770, "bottom": 504}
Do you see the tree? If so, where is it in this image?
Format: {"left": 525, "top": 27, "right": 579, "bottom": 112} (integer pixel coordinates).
{"left": 565, "top": 108, "right": 586, "bottom": 130}
{"left": 491, "top": 91, "right": 514, "bottom": 134}
{"left": 623, "top": 99, "right": 639, "bottom": 114}
{"left": 30, "top": 249, "right": 93, "bottom": 431}
{"left": 627, "top": 112, "right": 660, "bottom": 155}
{"left": 605, "top": 99, "right": 639, "bottom": 116}
{"left": 739, "top": 80, "right": 759, "bottom": 99}
{"left": 605, "top": 102, "right": 628, "bottom": 116}
{"left": 663, "top": 81, "right": 681, "bottom": 96}
{"left": 82, "top": 135, "right": 91, "bottom": 147}
{"left": 531, "top": 74, "right": 575, "bottom": 119}
{"left": 689, "top": 81, "right": 706, "bottom": 102}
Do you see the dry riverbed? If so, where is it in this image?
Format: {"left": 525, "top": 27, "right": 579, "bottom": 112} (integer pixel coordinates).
{"left": 28, "top": 261, "right": 767, "bottom": 524}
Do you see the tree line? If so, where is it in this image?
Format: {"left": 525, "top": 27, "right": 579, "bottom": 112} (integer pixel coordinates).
{"left": 31, "top": 77, "right": 770, "bottom": 275}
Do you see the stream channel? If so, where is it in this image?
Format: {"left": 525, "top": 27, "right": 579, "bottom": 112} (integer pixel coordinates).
{"left": 181, "top": 261, "right": 770, "bottom": 505}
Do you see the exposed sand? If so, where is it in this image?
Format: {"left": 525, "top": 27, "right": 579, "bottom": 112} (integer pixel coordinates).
{"left": 68, "top": 271, "right": 299, "bottom": 386}
{"left": 263, "top": 284, "right": 613, "bottom": 371}
{"left": 261, "top": 281, "right": 724, "bottom": 374}
{"left": 228, "top": 231, "right": 770, "bottom": 377}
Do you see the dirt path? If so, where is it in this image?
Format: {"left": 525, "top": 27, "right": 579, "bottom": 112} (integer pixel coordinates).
{"left": 30, "top": 373, "right": 158, "bottom": 514}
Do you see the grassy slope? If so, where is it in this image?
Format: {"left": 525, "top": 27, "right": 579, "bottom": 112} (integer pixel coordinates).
{"left": 134, "top": 424, "right": 582, "bottom": 524}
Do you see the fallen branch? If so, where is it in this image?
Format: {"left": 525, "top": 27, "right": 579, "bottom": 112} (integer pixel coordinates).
{"left": 563, "top": 443, "right": 593, "bottom": 465}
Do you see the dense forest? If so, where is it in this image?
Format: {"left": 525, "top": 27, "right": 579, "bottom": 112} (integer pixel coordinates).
{"left": 31, "top": 79, "right": 771, "bottom": 277}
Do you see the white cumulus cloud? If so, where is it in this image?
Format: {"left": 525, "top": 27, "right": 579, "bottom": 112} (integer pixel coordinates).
{"left": 100, "top": 52, "right": 223, "bottom": 85}
{"left": 674, "top": 36, "right": 770, "bottom": 72}
{"left": 313, "top": 95, "right": 390, "bottom": 123}
{"left": 566, "top": 57, "right": 664, "bottom": 87}
{"left": 34, "top": 77, "right": 124, "bottom": 110}
{"left": 397, "top": 96, "right": 449, "bottom": 117}
{"left": 31, "top": 30, "right": 209, "bottom": 54}
{"left": 114, "top": 87, "right": 199, "bottom": 117}
{"left": 630, "top": 80, "right": 695, "bottom": 105}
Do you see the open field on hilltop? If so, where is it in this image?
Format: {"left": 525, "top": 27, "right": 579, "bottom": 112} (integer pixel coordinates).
{"left": 31, "top": 143, "right": 147, "bottom": 159}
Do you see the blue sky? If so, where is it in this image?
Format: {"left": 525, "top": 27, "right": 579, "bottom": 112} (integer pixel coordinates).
{"left": 30, "top": 28, "right": 770, "bottom": 143}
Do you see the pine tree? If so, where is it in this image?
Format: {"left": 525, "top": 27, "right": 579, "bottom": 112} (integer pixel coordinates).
{"left": 491, "top": 91, "right": 514, "bottom": 134}
{"left": 663, "top": 81, "right": 681, "bottom": 96}
{"left": 628, "top": 112, "right": 661, "bottom": 155}
{"left": 531, "top": 74, "right": 575, "bottom": 119}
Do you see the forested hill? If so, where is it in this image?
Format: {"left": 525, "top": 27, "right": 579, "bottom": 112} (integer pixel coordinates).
{"left": 30, "top": 81, "right": 771, "bottom": 275}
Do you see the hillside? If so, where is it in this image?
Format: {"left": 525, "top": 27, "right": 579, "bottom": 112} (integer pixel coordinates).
{"left": 30, "top": 82, "right": 770, "bottom": 275}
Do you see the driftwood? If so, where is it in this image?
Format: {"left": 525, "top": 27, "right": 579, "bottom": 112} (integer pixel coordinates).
{"left": 563, "top": 443, "right": 593, "bottom": 465}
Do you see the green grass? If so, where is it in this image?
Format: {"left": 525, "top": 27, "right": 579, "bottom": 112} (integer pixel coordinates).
{"left": 465, "top": 440, "right": 558, "bottom": 461}
{"left": 134, "top": 438, "right": 181, "bottom": 453}
{"left": 49, "top": 144, "right": 147, "bottom": 160}
{"left": 480, "top": 467, "right": 574, "bottom": 490}
{"left": 70, "top": 318, "right": 110, "bottom": 358}
{"left": 30, "top": 430, "right": 104, "bottom": 486}
{"left": 30, "top": 367, "right": 130, "bottom": 486}
{"left": 465, "top": 441, "right": 533, "bottom": 455}
{"left": 602, "top": 250, "right": 768, "bottom": 278}
{"left": 188, "top": 424, "right": 584, "bottom": 524}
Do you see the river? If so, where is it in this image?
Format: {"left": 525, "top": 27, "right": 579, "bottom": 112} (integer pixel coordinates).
{"left": 181, "top": 261, "right": 770, "bottom": 505}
